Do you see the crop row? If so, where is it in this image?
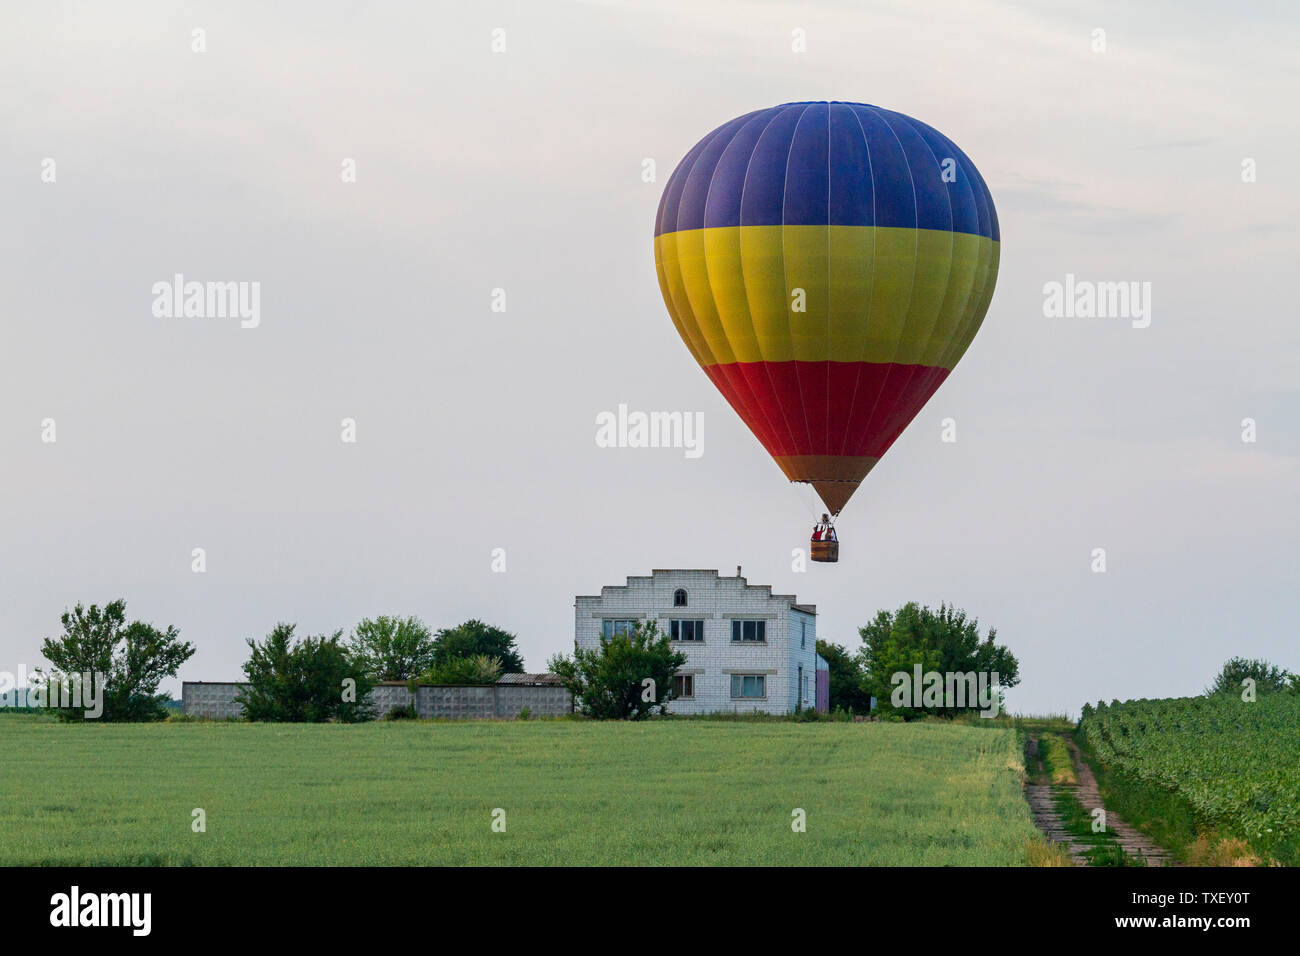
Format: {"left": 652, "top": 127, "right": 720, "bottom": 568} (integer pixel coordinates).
{"left": 1079, "top": 693, "right": 1299, "bottom": 860}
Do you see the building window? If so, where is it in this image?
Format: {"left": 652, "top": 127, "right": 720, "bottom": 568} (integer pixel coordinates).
{"left": 730, "top": 674, "right": 766, "bottom": 699}
{"left": 673, "top": 588, "right": 688, "bottom": 607}
{"left": 670, "top": 619, "right": 704, "bottom": 641}
{"left": 730, "top": 619, "right": 766, "bottom": 642}
{"left": 673, "top": 675, "right": 694, "bottom": 698}
{"left": 601, "top": 619, "right": 637, "bottom": 639}
{"left": 801, "top": 620, "right": 806, "bottom": 649}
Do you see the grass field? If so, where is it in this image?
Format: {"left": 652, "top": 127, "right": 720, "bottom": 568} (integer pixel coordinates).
{"left": 1, "top": 717, "right": 1040, "bottom": 865}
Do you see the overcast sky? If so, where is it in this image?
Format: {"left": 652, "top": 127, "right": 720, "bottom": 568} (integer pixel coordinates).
{"left": 2, "top": 1, "right": 1296, "bottom": 716}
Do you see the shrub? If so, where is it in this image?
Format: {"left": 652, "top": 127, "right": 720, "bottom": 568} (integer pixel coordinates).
{"left": 548, "top": 621, "right": 687, "bottom": 720}
{"left": 421, "top": 654, "right": 502, "bottom": 685}
{"left": 859, "top": 602, "right": 1019, "bottom": 720}
{"left": 432, "top": 621, "right": 524, "bottom": 674}
{"left": 38, "top": 599, "right": 195, "bottom": 722}
{"left": 816, "top": 640, "right": 871, "bottom": 714}
{"left": 237, "top": 623, "right": 375, "bottom": 722}
{"left": 1206, "top": 657, "right": 1294, "bottom": 697}
{"left": 350, "top": 616, "right": 435, "bottom": 682}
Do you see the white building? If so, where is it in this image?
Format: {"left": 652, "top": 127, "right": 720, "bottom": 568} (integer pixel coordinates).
{"left": 574, "top": 569, "right": 828, "bottom": 715}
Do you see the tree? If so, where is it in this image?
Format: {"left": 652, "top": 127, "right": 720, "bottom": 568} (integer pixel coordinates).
{"left": 350, "top": 615, "right": 435, "bottom": 681}
{"left": 816, "top": 640, "right": 872, "bottom": 714}
{"left": 237, "top": 624, "right": 375, "bottom": 722}
{"left": 432, "top": 620, "right": 524, "bottom": 674}
{"left": 422, "top": 654, "right": 502, "bottom": 685}
{"left": 39, "top": 599, "right": 194, "bottom": 721}
{"left": 548, "top": 621, "right": 687, "bottom": 720}
{"left": 1206, "top": 657, "right": 1294, "bottom": 697}
{"left": 859, "top": 602, "right": 1019, "bottom": 720}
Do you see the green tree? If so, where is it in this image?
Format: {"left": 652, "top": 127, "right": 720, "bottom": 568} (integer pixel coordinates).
{"left": 1206, "top": 657, "right": 1294, "bottom": 697}
{"left": 548, "top": 621, "right": 687, "bottom": 720}
{"left": 432, "top": 620, "right": 524, "bottom": 674}
{"left": 816, "top": 640, "right": 872, "bottom": 714}
{"left": 859, "top": 602, "right": 1019, "bottom": 720}
{"left": 237, "top": 624, "right": 375, "bottom": 722}
{"left": 350, "top": 615, "right": 435, "bottom": 681}
{"left": 39, "top": 599, "right": 194, "bottom": 721}
{"left": 422, "top": 654, "right": 502, "bottom": 685}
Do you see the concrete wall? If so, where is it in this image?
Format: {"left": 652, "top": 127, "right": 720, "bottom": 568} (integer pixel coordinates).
{"left": 574, "top": 569, "right": 817, "bottom": 715}
{"left": 182, "top": 681, "right": 246, "bottom": 719}
{"left": 372, "top": 684, "right": 572, "bottom": 719}
{"left": 181, "top": 681, "right": 571, "bottom": 720}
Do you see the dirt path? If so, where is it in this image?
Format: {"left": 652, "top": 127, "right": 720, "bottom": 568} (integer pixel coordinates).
{"left": 1065, "top": 738, "right": 1173, "bottom": 866}
{"left": 1025, "top": 782, "right": 1088, "bottom": 864}
{"left": 1024, "top": 735, "right": 1174, "bottom": 866}
{"left": 1024, "top": 738, "right": 1088, "bottom": 864}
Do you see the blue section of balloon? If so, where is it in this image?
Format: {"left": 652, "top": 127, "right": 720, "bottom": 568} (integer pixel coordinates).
{"left": 655, "top": 102, "right": 999, "bottom": 241}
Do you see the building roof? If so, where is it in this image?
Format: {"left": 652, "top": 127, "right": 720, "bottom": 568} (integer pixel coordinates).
{"left": 495, "top": 672, "right": 565, "bottom": 686}
{"left": 373, "top": 674, "right": 565, "bottom": 687}
{"left": 576, "top": 568, "right": 815, "bottom": 615}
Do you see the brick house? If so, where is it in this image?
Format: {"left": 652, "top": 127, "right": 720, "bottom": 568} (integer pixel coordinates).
{"left": 574, "top": 569, "right": 829, "bottom": 715}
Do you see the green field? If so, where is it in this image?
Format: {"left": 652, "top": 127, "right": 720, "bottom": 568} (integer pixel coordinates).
{"left": 1080, "top": 694, "right": 1300, "bottom": 864}
{"left": 1, "top": 718, "right": 1039, "bottom": 865}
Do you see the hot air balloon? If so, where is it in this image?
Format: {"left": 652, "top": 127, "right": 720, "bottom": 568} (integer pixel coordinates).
{"left": 654, "top": 102, "right": 999, "bottom": 561}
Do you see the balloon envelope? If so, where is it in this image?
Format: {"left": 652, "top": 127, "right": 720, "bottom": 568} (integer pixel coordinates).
{"left": 654, "top": 102, "right": 999, "bottom": 514}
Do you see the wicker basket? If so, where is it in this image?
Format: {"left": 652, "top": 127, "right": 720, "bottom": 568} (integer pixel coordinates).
{"left": 810, "top": 539, "right": 839, "bottom": 563}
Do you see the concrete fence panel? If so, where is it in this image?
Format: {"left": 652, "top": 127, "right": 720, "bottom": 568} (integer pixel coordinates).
{"left": 181, "top": 681, "right": 571, "bottom": 721}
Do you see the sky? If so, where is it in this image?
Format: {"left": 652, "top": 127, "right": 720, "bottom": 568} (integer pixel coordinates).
{"left": 1, "top": 0, "right": 1296, "bottom": 716}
